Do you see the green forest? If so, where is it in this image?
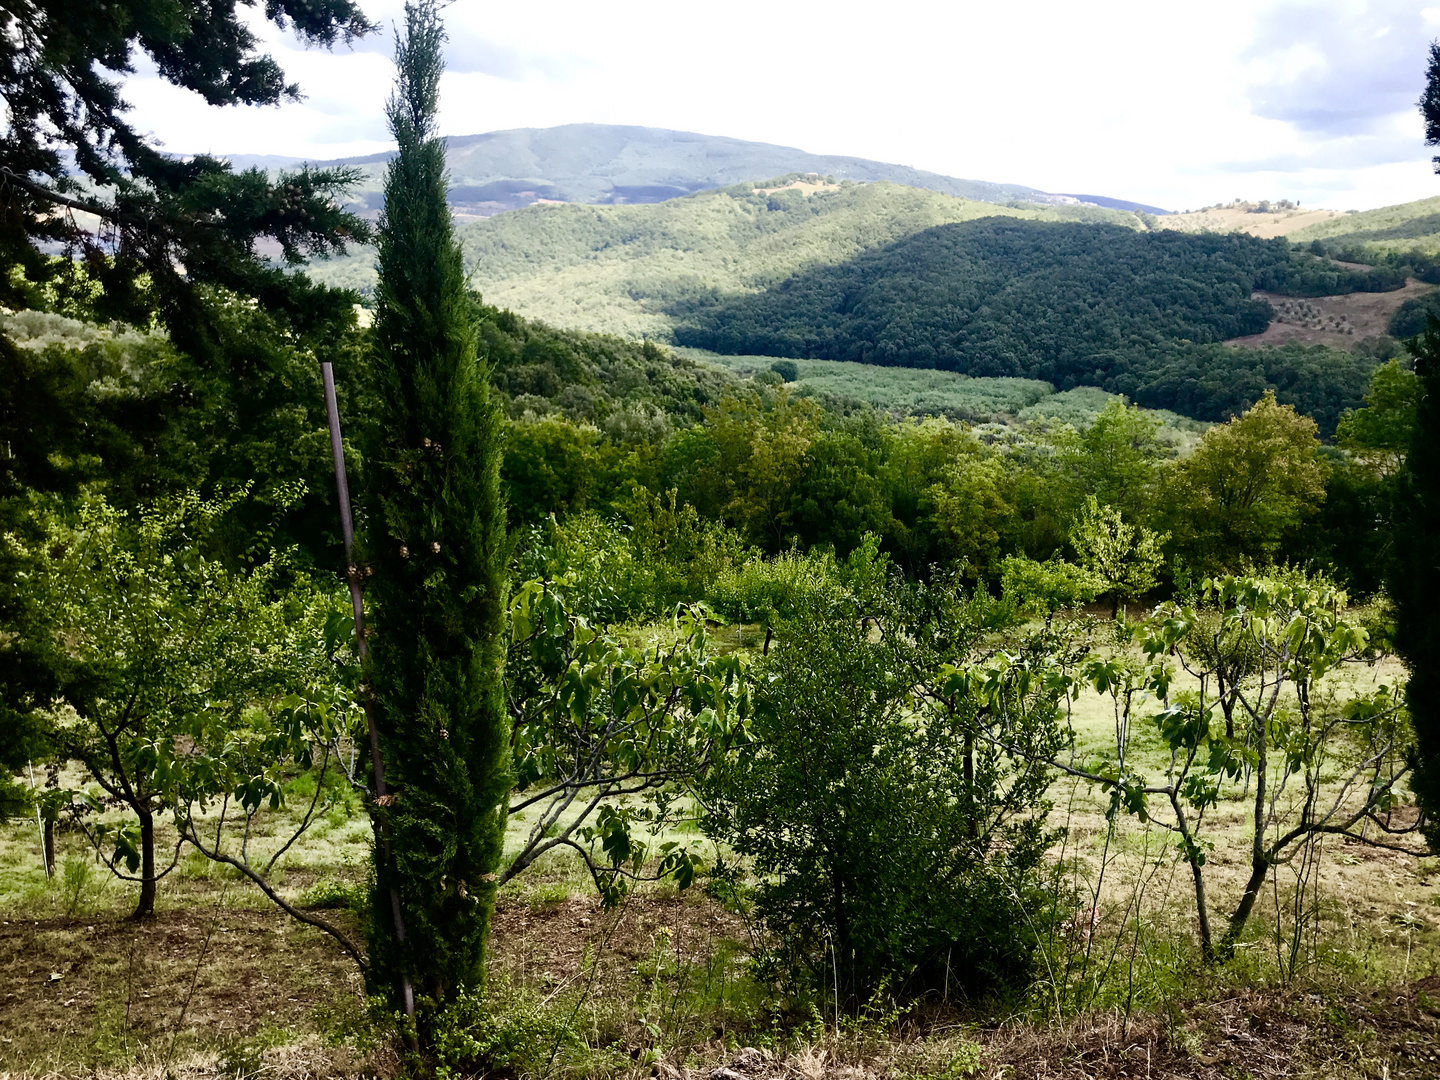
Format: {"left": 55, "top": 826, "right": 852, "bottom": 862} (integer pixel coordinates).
{"left": 308, "top": 173, "right": 1434, "bottom": 436}
{"left": 672, "top": 219, "right": 1397, "bottom": 430}
{"left": 5, "top": 2, "right": 1440, "bottom": 1079}
{"left": 307, "top": 178, "right": 1144, "bottom": 336}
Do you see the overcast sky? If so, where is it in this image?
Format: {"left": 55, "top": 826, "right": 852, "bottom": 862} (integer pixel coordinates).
{"left": 125, "top": 0, "right": 1440, "bottom": 212}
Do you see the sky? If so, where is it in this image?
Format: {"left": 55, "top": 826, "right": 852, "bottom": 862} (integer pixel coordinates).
{"left": 122, "top": 0, "right": 1440, "bottom": 213}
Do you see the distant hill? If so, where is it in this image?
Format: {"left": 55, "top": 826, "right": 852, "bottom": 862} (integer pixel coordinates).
{"left": 232, "top": 123, "right": 1168, "bottom": 219}
{"left": 1287, "top": 196, "right": 1440, "bottom": 257}
{"left": 667, "top": 216, "right": 1391, "bottom": 432}
{"left": 305, "top": 177, "right": 1147, "bottom": 337}
{"left": 1153, "top": 195, "right": 1440, "bottom": 259}
{"left": 1053, "top": 193, "right": 1171, "bottom": 215}
{"left": 302, "top": 177, "right": 1389, "bottom": 432}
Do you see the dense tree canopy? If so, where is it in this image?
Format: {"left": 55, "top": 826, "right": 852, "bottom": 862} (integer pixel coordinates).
{"left": 0, "top": 0, "right": 372, "bottom": 345}
{"left": 674, "top": 219, "right": 1393, "bottom": 429}
{"left": 1390, "top": 328, "right": 1440, "bottom": 843}
{"left": 1166, "top": 392, "right": 1328, "bottom": 573}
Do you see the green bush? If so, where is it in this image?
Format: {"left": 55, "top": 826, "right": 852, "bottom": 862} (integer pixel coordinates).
{"left": 429, "top": 978, "right": 582, "bottom": 1080}
{"left": 770, "top": 359, "right": 800, "bottom": 383}
{"left": 999, "top": 555, "right": 1101, "bottom": 615}
{"left": 701, "top": 574, "right": 1066, "bottom": 1007}
{"left": 516, "top": 494, "right": 748, "bottom": 623}
{"left": 705, "top": 534, "right": 887, "bottom": 628}
{"left": 298, "top": 877, "right": 367, "bottom": 913}
{"left": 1388, "top": 290, "right": 1440, "bottom": 338}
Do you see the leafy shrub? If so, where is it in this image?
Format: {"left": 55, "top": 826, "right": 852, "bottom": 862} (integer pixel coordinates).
{"left": 701, "top": 575, "right": 1066, "bottom": 1006}
{"left": 429, "top": 978, "right": 582, "bottom": 1080}
{"left": 515, "top": 494, "right": 748, "bottom": 623}
{"left": 706, "top": 534, "right": 887, "bottom": 628}
{"left": 999, "top": 555, "right": 1101, "bottom": 615}
{"left": 1389, "top": 290, "right": 1440, "bottom": 338}
{"left": 298, "top": 877, "right": 366, "bottom": 913}
{"left": 770, "top": 359, "right": 800, "bottom": 382}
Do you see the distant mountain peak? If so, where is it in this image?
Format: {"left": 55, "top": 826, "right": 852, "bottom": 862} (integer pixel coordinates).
{"left": 217, "top": 124, "right": 1169, "bottom": 219}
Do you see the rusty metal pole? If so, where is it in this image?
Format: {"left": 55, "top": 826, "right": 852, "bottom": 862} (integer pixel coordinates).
{"left": 321, "top": 362, "right": 416, "bottom": 1025}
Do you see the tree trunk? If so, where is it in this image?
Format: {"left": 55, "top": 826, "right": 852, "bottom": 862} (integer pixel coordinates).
{"left": 1188, "top": 853, "right": 1215, "bottom": 959}
{"left": 1219, "top": 715, "right": 1270, "bottom": 955}
{"left": 1172, "top": 795, "right": 1214, "bottom": 959}
{"left": 43, "top": 818, "right": 55, "bottom": 878}
{"left": 963, "top": 730, "right": 977, "bottom": 839}
{"left": 1220, "top": 858, "right": 1269, "bottom": 957}
{"left": 831, "top": 864, "right": 850, "bottom": 1011}
{"left": 133, "top": 808, "right": 156, "bottom": 919}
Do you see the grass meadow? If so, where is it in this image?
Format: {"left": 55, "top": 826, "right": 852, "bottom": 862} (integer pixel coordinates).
{"left": 2, "top": 619, "right": 1436, "bottom": 1079}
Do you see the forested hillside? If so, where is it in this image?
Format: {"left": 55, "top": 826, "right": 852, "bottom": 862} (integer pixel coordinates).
{"left": 671, "top": 219, "right": 1395, "bottom": 429}
{"left": 308, "top": 180, "right": 1145, "bottom": 333}
{"left": 308, "top": 181, "right": 1407, "bottom": 431}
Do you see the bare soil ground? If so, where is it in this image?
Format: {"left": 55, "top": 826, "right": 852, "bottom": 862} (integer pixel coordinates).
{"left": 1228, "top": 279, "right": 1432, "bottom": 348}
{"left": 1158, "top": 206, "right": 1344, "bottom": 239}
{"left": 4, "top": 884, "right": 1440, "bottom": 1079}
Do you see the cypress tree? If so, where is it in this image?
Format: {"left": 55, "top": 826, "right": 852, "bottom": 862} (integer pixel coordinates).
{"left": 1392, "top": 325, "right": 1440, "bottom": 844}
{"left": 363, "top": 0, "right": 510, "bottom": 1014}
{"left": 1402, "top": 60, "right": 1440, "bottom": 846}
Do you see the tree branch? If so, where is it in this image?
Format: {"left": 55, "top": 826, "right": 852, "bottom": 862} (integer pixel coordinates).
{"left": 182, "top": 825, "right": 368, "bottom": 970}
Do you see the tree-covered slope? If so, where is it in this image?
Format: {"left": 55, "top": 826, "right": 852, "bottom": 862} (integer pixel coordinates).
{"left": 308, "top": 180, "right": 1143, "bottom": 336}
{"left": 670, "top": 219, "right": 1390, "bottom": 430}
{"left": 674, "top": 220, "right": 1277, "bottom": 370}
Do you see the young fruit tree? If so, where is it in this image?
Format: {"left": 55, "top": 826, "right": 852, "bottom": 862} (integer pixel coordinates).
{"left": 1056, "top": 574, "right": 1414, "bottom": 961}
{"left": 360, "top": 0, "right": 511, "bottom": 1025}
{"left": 1, "top": 492, "right": 335, "bottom": 918}
{"left": 501, "top": 582, "right": 749, "bottom": 903}
{"left": 1068, "top": 495, "right": 1167, "bottom": 619}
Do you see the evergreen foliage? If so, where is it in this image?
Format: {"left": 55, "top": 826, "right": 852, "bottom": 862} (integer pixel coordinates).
{"left": 0, "top": 0, "right": 373, "bottom": 346}
{"left": 1389, "top": 324, "right": 1440, "bottom": 845}
{"left": 362, "top": 0, "right": 510, "bottom": 1015}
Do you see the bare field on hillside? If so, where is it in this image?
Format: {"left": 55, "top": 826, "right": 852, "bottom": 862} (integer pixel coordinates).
{"left": 752, "top": 179, "right": 840, "bottom": 197}
{"left": 1159, "top": 206, "right": 1344, "bottom": 238}
{"left": 1228, "top": 279, "right": 1432, "bottom": 348}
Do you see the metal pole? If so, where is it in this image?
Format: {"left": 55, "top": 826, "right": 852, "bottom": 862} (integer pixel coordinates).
{"left": 321, "top": 362, "right": 416, "bottom": 1024}
{"left": 28, "top": 760, "right": 48, "bottom": 878}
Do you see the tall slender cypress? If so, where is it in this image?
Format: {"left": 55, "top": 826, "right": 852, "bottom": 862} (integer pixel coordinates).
{"left": 1402, "top": 59, "right": 1440, "bottom": 846}
{"left": 363, "top": 0, "right": 510, "bottom": 1013}
{"left": 1392, "top": 325, "right": 1440, "bottom": 844}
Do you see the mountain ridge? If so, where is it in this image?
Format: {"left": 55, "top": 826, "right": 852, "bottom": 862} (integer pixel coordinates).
{"left": 218, "top": 123, "right": 1172, "bottom": 217}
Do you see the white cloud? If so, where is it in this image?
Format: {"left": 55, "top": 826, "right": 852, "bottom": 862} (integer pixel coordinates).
{"left": 115, "top": 0, "right": 1440, "bottom": 211}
